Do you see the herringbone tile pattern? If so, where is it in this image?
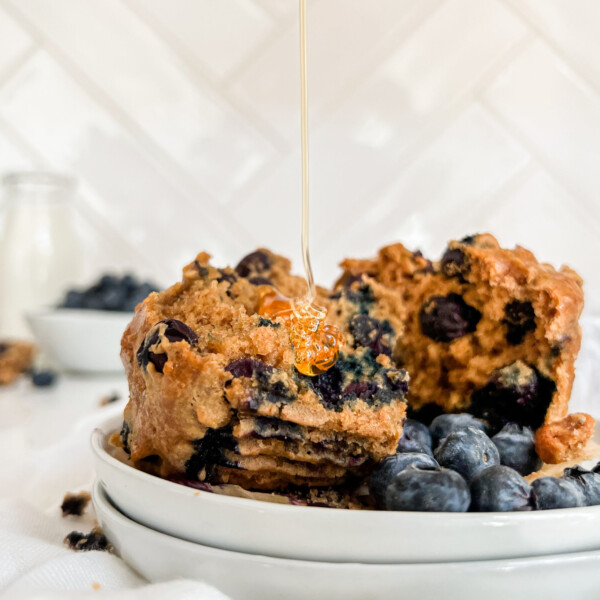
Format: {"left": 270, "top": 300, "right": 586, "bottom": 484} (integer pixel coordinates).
{"left": 0, "top": 0, "right": 598, "bottom": 315}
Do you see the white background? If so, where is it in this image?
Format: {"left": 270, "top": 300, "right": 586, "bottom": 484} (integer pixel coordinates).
{"left": 0, "top": 0, "right": 598, "bottom": 312}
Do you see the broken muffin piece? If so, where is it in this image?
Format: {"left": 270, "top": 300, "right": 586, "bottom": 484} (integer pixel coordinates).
{"left": 64, "top": 526, "right": 110, "bottom": 552}
{"left": 120, "top": 250, "right": 408, "bottom": 490}
{"left": 340, "top": 234, "right": 591, "bottom": 462}
{"left": 0, "top": 341, "right": 36, "bottom": 385}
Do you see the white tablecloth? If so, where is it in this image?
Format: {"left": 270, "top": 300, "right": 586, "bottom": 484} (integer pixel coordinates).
{"left": 1, "top": 317, "right": 600, "bottom": 598}
{"left": 0, "top": 375, "right": 228, "bottom": 600}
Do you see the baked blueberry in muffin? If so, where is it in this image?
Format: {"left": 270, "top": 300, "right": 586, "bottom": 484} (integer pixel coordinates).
{"left": 339, "top": 233, "right": 592, "bottom": 464}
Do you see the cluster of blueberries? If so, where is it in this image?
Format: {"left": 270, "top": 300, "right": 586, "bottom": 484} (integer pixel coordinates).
{"left": 59, "top": 274, "right": 159, "bottom": 313}
{"left": 370, "top": 413, "right": 600, "bottom": 512}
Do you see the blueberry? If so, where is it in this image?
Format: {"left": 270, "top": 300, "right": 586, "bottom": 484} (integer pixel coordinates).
{"left": 62, "top": 290, "right": 86, "bottom": 309}
{"left": 235, "top": 250, "right": 272, "bottom": 277}
{"left": 60, "top": 274, "right": 159, "bottom": 312}
{"left": 419, "top": 294, "right": 481, "bottom": 343}
{"left": 101, "top": 286, "right": 128, "bottom": 311}
{"left": 470, "top": 465, "right": 533, "bottom": 512}
{"left": 563, "top": 466, "right": 600, "bottom": 506}
{"left": 136, "top": 319, "right": 198, "bottom": 372}
{"left": 217, "top": 270, "right": 238, "bottom": 285}
{"left": 369, "top": 453, "right": 439, "bottom": 509}
{"left": 434, "top": 427, "right": 500, "bottom": 481}
{"left": 397, "top": 419, "right": 433, "bottom": 455}
{"left": 503, "top": 301, "right": 536, "bottom": 345}
{"left": 441, "top": 247, "right": 470, "bottom": 280}
{"left": 249, "top": 276, "right": 273, "bottom": 286}
{"left": 226, "top": 359, "right": 294, "bottom": 410}
{"left": 225, "top": 358, "right": 272, "bottom": 379}
{"left": 121, "top": 274, "right": 138, "bottom": 290}
{"left": 82, "top": 293, "right": 105, "bottom": 310}
{"left": 492, "top": 423, "right": 541, "bottom": 476}
{"left": 185, "top": 426, "right": 236, "bottom": 480}
{"left": 349, "top": 314, "right": 380, "bottom": 346}
{"left": 342, "top": 381, "right": 378, "bottom": 400}
{"left": 385, "top": 466, "right": 470, "bottom": 512}
{"left": 382, "top": 369, "right": 410, "bottom": 395}
{"left": 470, "top": 362, "right": 556, "bottom": 433}
{"left": 532, "top": 477, "right": 585, "bottom": 510}
{"left": 349, "top": 314, "right": 391, "bottom": 356}
{"left": 0, "top": 343, "right": 8, "bottom": 356}
{"left": 120, "top": 421, "right": 131, "bottom": 455}
{"left": 160, "top": 319, "right": 198, "bottom": 344}
{"left": 31, "top": 370, "right": 57, "bottom": 387}
{"left": 430, "top": 413, "right": 487, "bottom": 446}
{"left": 98, "top": 274, "right": 119, "bottom": 289}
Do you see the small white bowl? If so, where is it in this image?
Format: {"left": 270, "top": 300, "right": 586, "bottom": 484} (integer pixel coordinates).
{"left": 92, "top": 414, "right": 600, "bottom": 564}
{"left": 92, "top": 480, "right": 600, "bottom": 600}
{"left": 27, "top": 308, "right": 131, "bottom": 373}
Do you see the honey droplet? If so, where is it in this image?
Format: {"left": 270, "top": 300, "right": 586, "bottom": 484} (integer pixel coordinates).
{"left": 257, "top": 287, "right": 295, "bottom": 320}
{"left": 256, "top": 289, "right": 343, "bottom": 376}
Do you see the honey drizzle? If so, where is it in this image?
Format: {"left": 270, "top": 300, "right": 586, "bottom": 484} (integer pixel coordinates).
{"left": 299, "top": 0, "right": 315, "bottom": 302}
{"left": 257, "top": 0, "right": 343, "bottom": 376}
{"left": 257, "top": 287, "right": 343, "bottom": 376}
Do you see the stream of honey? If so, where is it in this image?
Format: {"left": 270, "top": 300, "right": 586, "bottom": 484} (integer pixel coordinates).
{"left": 257, "top": 0, "right": 343, "bottom": 376}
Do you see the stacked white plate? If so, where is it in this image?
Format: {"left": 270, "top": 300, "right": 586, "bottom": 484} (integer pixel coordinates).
{"left": 92, "top": 415, "right": 600, "bottom": 600}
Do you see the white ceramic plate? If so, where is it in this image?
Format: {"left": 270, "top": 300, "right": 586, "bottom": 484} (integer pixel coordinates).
{"left": 93, "top": 480, "right": 600, "bottom": 600}
{"left": 92, "top": 414, "right": 600, "bottom": 564}
{"left": 27, "top": 308, "right": 131, "bottom": 373}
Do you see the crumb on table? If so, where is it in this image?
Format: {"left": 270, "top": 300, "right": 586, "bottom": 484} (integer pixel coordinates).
{"left": 63, "top": 526, "right": 110, "bottom": 552}
{"left": 61, "top": 490, "right": 92, "bottom": 517}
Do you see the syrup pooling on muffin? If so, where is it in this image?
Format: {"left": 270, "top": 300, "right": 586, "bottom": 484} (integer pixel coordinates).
{"left": 257, "top": 287, "right": 343, "bottom": 376}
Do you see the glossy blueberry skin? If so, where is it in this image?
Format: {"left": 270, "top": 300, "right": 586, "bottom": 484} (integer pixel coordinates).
{"left": 396, "top": 419, "right": 433, "bottom": 456}
{"left": 532, "top": 477, "right": 586, "bottom": 510}
{"left": 430, "top": 413, "right": 487, "bottom": 447}
{"left": 563, "top": 466, "right": 600, "bottom": 506}
{"left": 385, "top": 466, "right": 470, "bottom": 512}
{"left": 31, "top": 370, "right": 57, "bottom": 387}
{"left": 369, "top": 453, "right": 439, "bottom": 509}
{"left": 470, "top": 465, "right": 533, "bottom": 512}
{"left": 492, "top": 423, "right": 541, "bottom": 476}
{"left": 434, "top": 427, "right": 500, "bottom": 481}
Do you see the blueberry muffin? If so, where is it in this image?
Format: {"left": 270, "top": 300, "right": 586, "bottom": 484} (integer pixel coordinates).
{"left": 340, "top": 234, "right": 591, "bottom": 463}
{"left": 0, "top": 341, "right": 36, "bottom": 385}
{"left": 120, "top": 250, "right": 408, "bottom": 490}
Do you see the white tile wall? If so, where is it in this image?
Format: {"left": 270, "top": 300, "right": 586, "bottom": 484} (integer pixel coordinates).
{"left": 0, "top": 0, "right": 599, "bottom": 315}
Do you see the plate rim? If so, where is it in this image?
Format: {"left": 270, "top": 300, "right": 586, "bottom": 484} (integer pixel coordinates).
{"left": 92, "top": 478, "right": 600, "bottom": 570}
{"left": 92, "top": 413, "right": 600, "bottom": 522}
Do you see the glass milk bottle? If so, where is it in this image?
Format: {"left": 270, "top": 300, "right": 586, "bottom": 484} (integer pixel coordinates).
{"left": 0, "top": 172, "right": 85, "bottom": 339}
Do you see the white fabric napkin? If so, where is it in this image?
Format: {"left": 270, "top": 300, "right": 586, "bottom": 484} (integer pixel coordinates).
{"left": 0, "top": 380, "right": 229, "bottom": 600}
